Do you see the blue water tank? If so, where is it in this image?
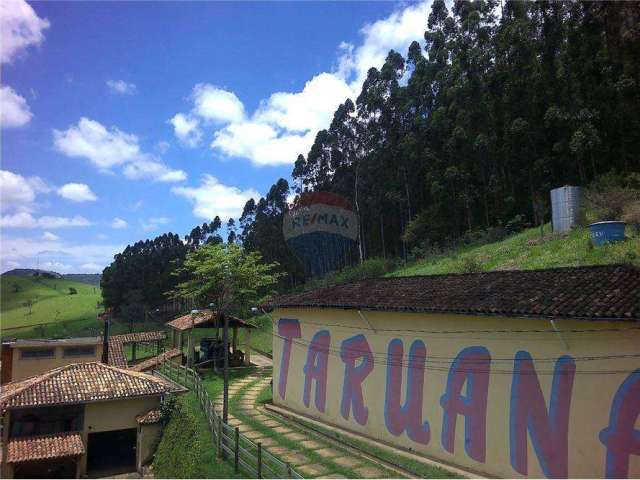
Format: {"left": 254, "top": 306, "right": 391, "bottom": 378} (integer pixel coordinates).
{"left": 588, "top": 221, "right": 626, "bottom": 246}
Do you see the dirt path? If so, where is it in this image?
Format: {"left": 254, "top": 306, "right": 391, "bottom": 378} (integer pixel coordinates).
{"left": 216, "top": 366, "right": 401, "bottom": 479}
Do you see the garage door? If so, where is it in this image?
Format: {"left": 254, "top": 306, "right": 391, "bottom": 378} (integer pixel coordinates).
{"left": 86, "top": 428, "right": 137, "bottom": 476}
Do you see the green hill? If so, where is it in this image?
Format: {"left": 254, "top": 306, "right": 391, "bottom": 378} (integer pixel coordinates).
{"left": 1, "top": 275, "right": 103, "bottom": 338}
{"left": 390, "top": 224, "right": 640, "bottom": 277}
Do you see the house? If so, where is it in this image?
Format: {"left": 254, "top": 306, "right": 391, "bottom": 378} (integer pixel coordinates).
{"left": 0, "top": 362, "right": 185, "bottom": 478}
{"left": 1, "top": 338, "right": 103, "bottom": 384}
{"left": 265, "top": 265, "right": 640, "bottom": 479}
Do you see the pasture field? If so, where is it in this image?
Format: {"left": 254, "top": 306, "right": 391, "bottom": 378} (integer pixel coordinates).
{"left": 1, "top": 275, "right": 103, "bottom": 338}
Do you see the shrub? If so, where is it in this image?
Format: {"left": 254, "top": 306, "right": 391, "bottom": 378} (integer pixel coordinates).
{"left": 457, "top": 255, "right": 483, "bottom": 274}
{"left": 68, "top": 287, "right": 77, "bottom": 295}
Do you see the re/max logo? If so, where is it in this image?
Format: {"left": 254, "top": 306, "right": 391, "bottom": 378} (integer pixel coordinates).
{"left": 291, "top": 213, "right": 350, "bottom": 229}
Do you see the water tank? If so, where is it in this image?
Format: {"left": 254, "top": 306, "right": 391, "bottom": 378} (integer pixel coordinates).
{"left": 550, "top": 186, "right": 581, "bottom": 233}
{"left": 589, "top": 221, "right": 627, "bottom": 246}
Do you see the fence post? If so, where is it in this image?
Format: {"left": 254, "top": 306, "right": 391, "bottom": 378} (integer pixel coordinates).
{"left": 217, "top": 416, "right": 223, "bottom": 459}
{"left": 183, "top": 365, "right": 187, "bottom": 385}
{"left": 234, "top": 427, "right": 240, "bottom": 472}
{"left": 286, "top": 462, "right": 292, "bottom": 478}
{"left": 257, "top": 442, "right": 262, "bottom": 479}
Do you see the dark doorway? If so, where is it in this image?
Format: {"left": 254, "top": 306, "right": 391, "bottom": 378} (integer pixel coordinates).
{"left": 87, "top": 428, "right": 136, "bottom": 477}
{"left": 13, "top": 458, "right": 77, "bottom": 478}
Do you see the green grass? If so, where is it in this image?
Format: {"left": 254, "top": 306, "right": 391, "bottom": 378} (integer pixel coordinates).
{"left": 390, "top": 224, "right": 639, "bottom": 277}
{"left": 222, "top": 377, "right": 399, "bottom": 478}
{"left": 1, "top": 275, "right": 103, "bottom": 337}
{"left": 153, "top": 392, "right": 243, "bottom": 479}
{"left": 240, "top": 313, "right": 273, "bottom": 357}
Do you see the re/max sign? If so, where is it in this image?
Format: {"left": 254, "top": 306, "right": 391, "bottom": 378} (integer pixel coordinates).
{"left": 276, "top": 318, "right": 640, "bottom": 479}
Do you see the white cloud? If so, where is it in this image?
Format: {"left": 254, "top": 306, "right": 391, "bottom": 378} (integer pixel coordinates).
{"left": 53, "top": 117, "right": 139, "bottom": 169}
{"left": 156, "top": 140, "right": 170, "bottom": 154}
{"left": 0, "top": 169, "right": 50, "bottom": 212}
{"left": 42, "top": 231, "right": 59, "bottom": 241}
{"left": 0, "top": 0, "right": 50, "bottom": 64}
{"left": 140, "top": 216, "right": 170, "bottom": 231}
{"left": 38, "top": 215, "right": 92, "bottom": 229}
{"left": 80, "top": 262, "right": 103, "bottom": 272}
{"left": 212, "top": 123, "right": 315, "bottom": 167}
{"left": 254, "top": 73, "right": 354, "bottom": 133}
{"left": 171, "top": 2, "right": 429, "bottom": 167}
{"left": 0, "top": 234, "right": 123, "bottom": 274}
{"left": 192, "top": 84, "right": 245, "bottom": 124}
{"left": 172, "top": 174, "right": 259, "bottom": 221}
{"left": 95, "top": 233, "right": 107, "bottom": 240}
{"left": 111, "top": 217, "right": 127, "bottom": 229}
{"left": 168, "top": 113, "right": 202, "bottom": 148}
{"left": 122, "top": 154, "right": 187, "bottom": 182}
{"left": 0, "top": 212, "right": 92, "bottom": 229}
{"left": 106, "top": 79, "right": 137, "bottom": 95}
{"left": 53, "top": 117, "right": 186, "bottom": 182}
{"left": 1, "top": 85, "right": 33, "bottom": 128}
{"left": 57, "top": 183, "right": 98, "bottom": 202}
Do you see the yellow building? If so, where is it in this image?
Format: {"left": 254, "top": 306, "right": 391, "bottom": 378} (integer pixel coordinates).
{"left": 0, "top": 362, "right": 185, "bottom": 478}
{"left": 1, "top": 337, "right": 103, "bottom": 384}
{"left": 266, "top": 265, "right": 640, "bottom": 479}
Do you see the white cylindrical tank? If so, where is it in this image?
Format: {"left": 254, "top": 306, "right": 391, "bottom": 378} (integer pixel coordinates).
{"left": 550, "top": 185, "right": 581, "bottom": 233}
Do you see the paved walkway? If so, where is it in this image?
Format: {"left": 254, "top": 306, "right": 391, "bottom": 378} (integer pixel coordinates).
{"left": 215, "top": 365, "right": 399, "bottom": 479}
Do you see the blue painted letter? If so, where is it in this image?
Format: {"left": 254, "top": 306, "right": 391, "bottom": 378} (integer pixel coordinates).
{"left": 340, "top": 334, "right": 374, "bottom": 425}
{"left": 277, "top": 318, "right": 301, "bottom": 399}
{"left": 303, "top": 330, "right": 331, "bottom": 412}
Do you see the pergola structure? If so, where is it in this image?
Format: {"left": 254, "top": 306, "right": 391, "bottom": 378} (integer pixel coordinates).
{"left": 166, "top": 310, "right": 255, "bottom": 367}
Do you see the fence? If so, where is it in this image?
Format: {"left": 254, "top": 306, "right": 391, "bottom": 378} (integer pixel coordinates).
{"left": 158, "top": 360, "right": 303, "bottom": 479}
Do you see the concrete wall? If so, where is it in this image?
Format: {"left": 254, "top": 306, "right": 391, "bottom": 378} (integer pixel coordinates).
{"left": 84, "top": 397, "right": 159, "bottom": 433}
{"left": 10, "top": 344, "right": 103, "bottom": 382}
{"left": 137, "top": 423, "right": 163, "bottom": 471}
{"left": 272, "top": 308, "right": 640, "bottom": 478}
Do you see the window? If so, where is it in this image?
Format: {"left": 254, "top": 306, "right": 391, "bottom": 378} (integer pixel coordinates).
{"left": 63, "top": 346, "right": 96, "bottom": 357}
{"left": 20, "top": 348, "right": 54, "bottom": 359}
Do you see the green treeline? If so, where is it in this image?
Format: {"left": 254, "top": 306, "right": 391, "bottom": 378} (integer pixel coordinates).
{"left": 102, "top": 0, "right": 640, "bottom": 313}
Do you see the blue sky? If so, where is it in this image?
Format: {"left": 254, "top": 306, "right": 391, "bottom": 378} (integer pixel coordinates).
{"left": 1, "top": 0, "right": 430, "bottom": 273}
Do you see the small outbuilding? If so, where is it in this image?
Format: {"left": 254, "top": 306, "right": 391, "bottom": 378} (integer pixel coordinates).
{"left": 166, "top": 309, "right": 255, "bottom": 367}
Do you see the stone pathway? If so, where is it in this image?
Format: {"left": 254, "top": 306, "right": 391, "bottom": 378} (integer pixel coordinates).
{"left": 215, "top": 364, "right": 399, "bottom": 479}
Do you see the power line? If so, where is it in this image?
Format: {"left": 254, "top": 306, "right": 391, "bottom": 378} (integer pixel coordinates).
{"left": 263, "top": 330, "right": 640, "bottom": 376}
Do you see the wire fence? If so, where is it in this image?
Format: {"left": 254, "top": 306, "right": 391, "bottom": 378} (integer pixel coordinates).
{"left": 157, "top": 359, "right": 303, "bottom": 479}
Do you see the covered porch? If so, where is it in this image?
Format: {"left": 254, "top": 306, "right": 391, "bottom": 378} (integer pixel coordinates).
{"left": 166, "top": 310, "right": 255, "bottom": 368}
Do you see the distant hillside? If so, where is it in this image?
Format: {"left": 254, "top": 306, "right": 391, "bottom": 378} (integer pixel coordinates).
{"left": 1, "top": 275, "right": 103, "bottom": 338}
{"left": 62, "top": 273, "right": 102, "bottom": 286}
{"left": 2, "top": 269, "right": 101, "bottom": 286}
{"left": 2, "top": 268, "right": 62, "bottom": 279}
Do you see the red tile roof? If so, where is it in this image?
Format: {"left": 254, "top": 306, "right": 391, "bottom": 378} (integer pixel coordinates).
{"left": 136, "top": 409, "right": 161, "bottom": 425}
{"left": 7, "top": 432, "right": 84, "bottom": 463}
{"left": 108, "top": 331, "right": 167, "bottom": 368}
{"left": 167, "top": 310, "right": 254, "bottom": 331}
{"left": 130, "top": 349, "right": 182, "bottom": 372}
{"left": 0, "top": 362, "right": 182, "bottom": 410}
{"left": 265, "top": 265, "right": 640, "bottom": 321}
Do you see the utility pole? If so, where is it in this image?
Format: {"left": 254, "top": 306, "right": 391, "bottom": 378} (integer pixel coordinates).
{"left": 222, "top": 312, "right": 230, "bottom": 423}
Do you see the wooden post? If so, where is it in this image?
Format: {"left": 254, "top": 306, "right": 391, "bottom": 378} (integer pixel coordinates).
{"left": 257, "top": 442, "right": 262, "bottom": 479}
{"left": 216, "top": 416, "right": 223, "bottom": 459}
{"left": 232, "top": 325, "right": 238, "bottom": 353}
{"left": 245, "top": 328, "right": 252, "bottom": 366}
{"left": 286, "top": 462, "right": 292, "bottom": 478}
{"left": 222, "top": 313, "right": 230, "bottom": 423}
{"left": 234, "top": 427, "right": 240, "bottom": 472}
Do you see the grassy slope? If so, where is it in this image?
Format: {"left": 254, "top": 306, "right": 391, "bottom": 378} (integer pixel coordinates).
{"left": 153, "top": 392, "right": 242, "bottom": 479}
{"left": 390, "top": 224, "right": 640, "bottom": 277}
{"left": 1, "top": 275, "right": 103, "bottom": 336}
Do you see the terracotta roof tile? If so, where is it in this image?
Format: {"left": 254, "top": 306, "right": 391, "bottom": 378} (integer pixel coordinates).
{"left": 0, "top": 362, "right": 181, "bottom": 410}
{"left": 7, "top": 433, "right": 84, "bottom": 463}
{"left": 167, "top": 310, "right": 254, "bottom": 331}
{"left": 108, "top": 331, "right": 167, "bottom": 368}
{"left": 131, "top": 349, "right": 182, "bottom": 372}
{"left": 136, "top": 408, "right": 161, "bottom": 425}
{"left": 265, "top": 265, "right": 640, "bottom": 321}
